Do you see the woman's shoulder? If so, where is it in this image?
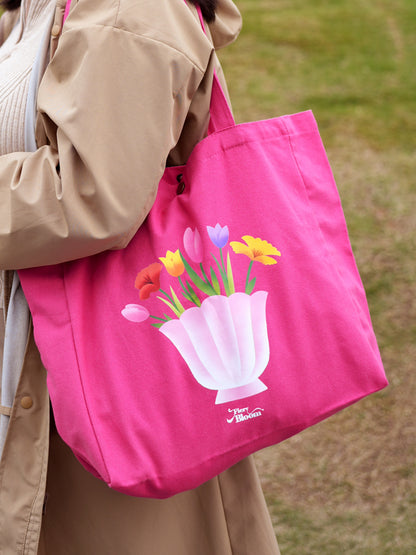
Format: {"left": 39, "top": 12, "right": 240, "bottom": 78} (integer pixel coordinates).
{"left": 66, "top": 0, "right": 241, "bottom": 56}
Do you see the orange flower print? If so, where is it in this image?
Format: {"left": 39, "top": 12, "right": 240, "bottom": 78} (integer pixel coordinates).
{"left": 134, "top": 263, "right": 163, "bottom": 300}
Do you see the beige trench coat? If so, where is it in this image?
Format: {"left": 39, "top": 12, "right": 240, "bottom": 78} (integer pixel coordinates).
{"left": 0, "top": 0, "right": 280, "bottom": 552}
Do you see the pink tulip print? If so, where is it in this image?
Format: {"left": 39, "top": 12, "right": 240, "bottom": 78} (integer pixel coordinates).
{"left": 121, "top": 304, "right": 150, "bottom": 323}
{"left": 183, "top": 227, "right": 203, "bottom": 263}
{"left": 121, "top": 224, "right": 281, "bottom": 404}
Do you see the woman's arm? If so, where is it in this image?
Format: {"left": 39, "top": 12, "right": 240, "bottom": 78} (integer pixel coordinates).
{"left": 0, "top": 2, "right": 213, "bottom": 269}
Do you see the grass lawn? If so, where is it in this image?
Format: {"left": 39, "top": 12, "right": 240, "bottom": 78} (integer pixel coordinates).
{"left": 219, "top": 1, "right": 416, "bottom": 553}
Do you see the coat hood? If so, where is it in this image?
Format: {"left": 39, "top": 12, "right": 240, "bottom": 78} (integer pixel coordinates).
{"left": 207, "top": 0, "right": 242, "bottom": 49}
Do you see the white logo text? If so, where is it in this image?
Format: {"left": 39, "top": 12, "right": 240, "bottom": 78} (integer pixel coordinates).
{"left": 227, "top": 406, "right": 264, "bottom": 424}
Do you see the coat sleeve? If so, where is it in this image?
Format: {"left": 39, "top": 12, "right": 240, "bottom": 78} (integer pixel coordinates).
{"left": 0, "top": 22, "right": 210, "bottom": 270}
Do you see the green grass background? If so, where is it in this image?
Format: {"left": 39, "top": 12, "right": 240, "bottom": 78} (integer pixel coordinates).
{"left": 218, "top": 1, "right": 415, "bottom": 553}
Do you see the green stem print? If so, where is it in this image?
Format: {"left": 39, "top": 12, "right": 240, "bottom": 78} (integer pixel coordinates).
{"left": 226, "top": 252, "right": 236, "bottom": 295}
{"left": 150, "top": 314, "right": 172, "bottom": 329}
{"left": 179, "top": 277, "right": 201, "bottom": 307}
{"left": 157, "top": 296, "right": 182, "bottom": 318}
{"left": 220, "top": 248, "right": 226, "bottom": 274}
{"left": 211, "top": 253, "right": 230, "bottom": 296}
{"left": 245, "top": 260, "right": 257, "bottom": 295}
{"left": 210, "top": 267, "right": 221, "bottom": 295}
{"left": 199, "top": 263, "right": 211, "bottom": 285}
{"left": 180, "top": 253, "right": 217, "bottom": 296}
{"left": 156, "top": 286, "right": 186, "bottom": 318}
{"left": 159, "top": 288, "right": 173, "bottom": 302}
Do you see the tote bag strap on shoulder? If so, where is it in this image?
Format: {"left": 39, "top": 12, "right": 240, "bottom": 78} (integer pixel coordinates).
{"left": 191, "top": 3, "right": 236, "bottom": 132}
{"left": 62, "top": 0, "right": 235, "bottom": 133}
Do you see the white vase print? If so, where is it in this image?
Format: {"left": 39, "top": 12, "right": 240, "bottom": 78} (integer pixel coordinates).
{"left": 160, "top": 291, "right": 269, "bottom": 404}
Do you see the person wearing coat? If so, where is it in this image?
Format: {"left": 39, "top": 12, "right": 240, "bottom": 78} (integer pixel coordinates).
{"left": 0, "top": 0, "right": 281, "bottom": 552}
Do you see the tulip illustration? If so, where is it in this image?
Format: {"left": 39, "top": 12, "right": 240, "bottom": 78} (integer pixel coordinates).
{"left": 159, "top": 250, "right": 185, "bottom": 277}
{"left": 121, "top": 304, "right": 150, "bottom": 323}
{"left": 183, "top": 227, "right": 203, "bottom": 263}
{"left": 207, "top": 223, "right": 234, "bottom": 295}
{"left": 207, "top": 223, "right": 229, "bottom": 248}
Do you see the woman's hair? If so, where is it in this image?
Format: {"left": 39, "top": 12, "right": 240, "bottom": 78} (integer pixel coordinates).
{"left": 189, "top": 0, "right": 217, "bottom": 22}
{"left": 1, "top": 0, "right": 218, "bottom": 20}
{"left": 1, "top": 0, "right": 21, "bottom": 10}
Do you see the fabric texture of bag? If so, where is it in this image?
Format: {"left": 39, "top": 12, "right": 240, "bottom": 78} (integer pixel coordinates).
{"left": 18, "top": 6, "right": 387, "bottom": 499}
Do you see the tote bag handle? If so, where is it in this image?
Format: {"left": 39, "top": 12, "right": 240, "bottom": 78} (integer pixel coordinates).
{"left": 63, "top": 0, "right": 71, "bottom": 23}
{"left": 62, "top": 0, "right": 235, "bottom": 132}
{"left": 192, "top": 4, "right": 236, "bottom": 132}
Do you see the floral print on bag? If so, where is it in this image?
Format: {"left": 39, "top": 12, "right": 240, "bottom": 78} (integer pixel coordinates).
{"left": 122, "top": 224, "right": 281, "bottom": 404}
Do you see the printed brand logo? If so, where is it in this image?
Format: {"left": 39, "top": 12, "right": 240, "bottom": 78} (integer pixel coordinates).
{"left": 226, "top": 406, "right": 264, "bottom": 424}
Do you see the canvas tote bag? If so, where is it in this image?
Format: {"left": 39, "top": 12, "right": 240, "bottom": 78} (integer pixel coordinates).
{"left": 18, "top": 4, "right": 387, "bottom": 498}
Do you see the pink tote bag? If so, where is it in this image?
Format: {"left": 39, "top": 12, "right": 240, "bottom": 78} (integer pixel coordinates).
{"left": 19, "top": 7, "right": 387, "bottom": 498}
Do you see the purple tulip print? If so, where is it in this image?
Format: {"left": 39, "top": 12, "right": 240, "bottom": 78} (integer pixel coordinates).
{"left": 207, "top": 223, "right": 229, "bottom": 249}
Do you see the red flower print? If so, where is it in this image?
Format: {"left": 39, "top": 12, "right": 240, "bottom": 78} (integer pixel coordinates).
{"left": 134, "top": 263, "right": 163, "bottom": 300}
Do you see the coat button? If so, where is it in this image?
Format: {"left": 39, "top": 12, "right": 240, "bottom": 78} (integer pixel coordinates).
{"left": 21, "top": 396, "right": 33, "bottom": 409}
{"left": 51, "top": 24, "right": 61, "bottom": 37}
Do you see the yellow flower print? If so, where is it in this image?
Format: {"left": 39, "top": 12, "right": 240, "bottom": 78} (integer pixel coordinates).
{"left": 159, "top": 250, "right": 185, "bottom": 277}
{"left": 230, "top": 236, "right": 281, "bottom": 265}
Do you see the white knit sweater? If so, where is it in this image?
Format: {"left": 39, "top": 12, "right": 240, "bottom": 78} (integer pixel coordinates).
{"left": 0, "top": 0, "right": 55, "bottom": 456}
{"left": 0, "top": 0, "right": 55, "bottom": 155}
